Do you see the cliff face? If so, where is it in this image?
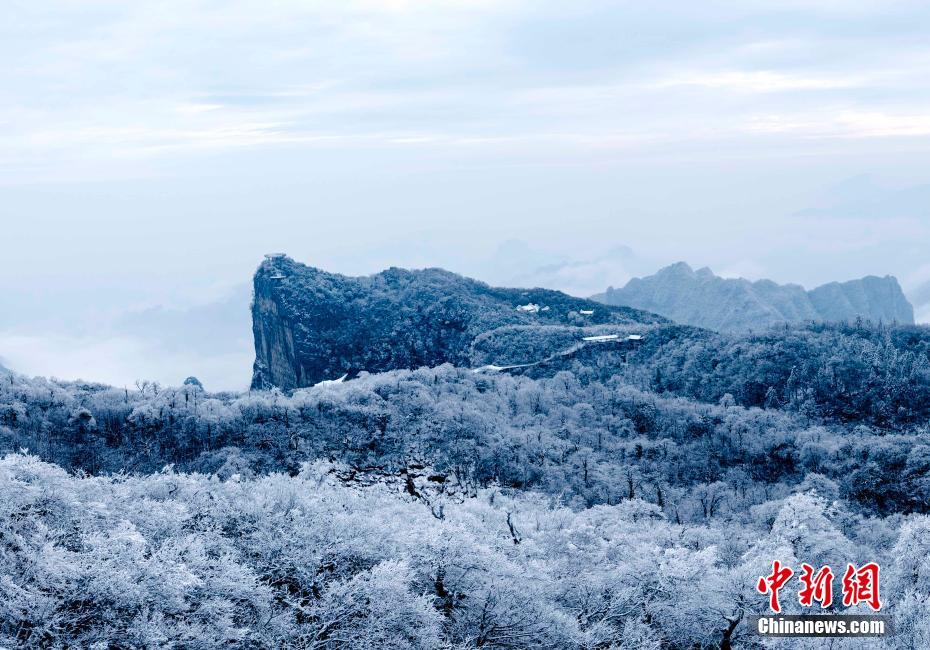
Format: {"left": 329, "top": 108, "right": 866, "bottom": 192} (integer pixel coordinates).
{"left": 250, "top": 255, "right": 667, "bottom": 389}
{"left": 594, "top": 262, "right": 914, "bottom": 333}
{"left": 251, "top": 282, "right": 304, "bottom": 390}
{"left": 808, "top": 276, "right": 915, "bottom": 324}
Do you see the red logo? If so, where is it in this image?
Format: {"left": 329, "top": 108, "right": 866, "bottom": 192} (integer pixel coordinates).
{"left": 798, "top": 563, "right": 834, "bottom": 608}
{"left": 841, "top": 563, "right": 882, "bottom": 611}
{"left": 757, "top": 561, "right": 881, "bottom": 613}
{"left": 756, "top": 560, "right": 794, "bottom": 613}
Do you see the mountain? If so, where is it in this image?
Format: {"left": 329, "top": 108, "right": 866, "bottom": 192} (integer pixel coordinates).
{"left": 593, "top": 262, "right": 914, "bottom": 332}
{"left": 251, "top": 255, "right": 666, "bottom": 389}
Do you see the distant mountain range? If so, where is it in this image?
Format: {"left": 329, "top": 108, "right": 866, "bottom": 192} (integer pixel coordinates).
{"left": 251, "top": 255, "right": 666, "bottom": 389}
{"left": 592, "top": 262, "right": 914, "bottom": 333}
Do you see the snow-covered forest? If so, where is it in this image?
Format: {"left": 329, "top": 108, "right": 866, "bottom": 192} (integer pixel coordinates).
{"left": 5, "top": 452, "right": 927, "bottom": 648}
{"left": 7, "top": 0, "right": 930, "bottom": 645}
{"left": 2, "top": 319, "right": 930, "bottom": 647}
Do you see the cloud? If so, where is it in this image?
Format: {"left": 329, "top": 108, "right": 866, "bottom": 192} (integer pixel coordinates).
{"left": 4, "top": 0, "right": 930, "bottom": 176}
{"left": 716, "top": 260, "right": 769, "bottom": 281}
{"left": 478, "top": 242, "right": 652, "bottom": 297}
{"left": 652, "top": 70, "right": 865, "bottom": 93}
{"left": 5, "top": 0, "right": 930, "bottom": 384}
{"left": 745, "top": 111, "right": 930, "bottom": 138}
{"left": 0, "top": 332, "right": 252, "bottom": 391}
{"left": 916, "top": 305, "right": 930, "bottom": 324}
{"left": 836, "top": 111, "right": 930, "bottom": 138}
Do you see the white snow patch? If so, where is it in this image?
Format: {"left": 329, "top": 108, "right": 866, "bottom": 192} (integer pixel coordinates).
{"left": 314, "top": 373, "right": 348, "bottom": 387}
{"left": 583, "top": 334, "right": 619, "bottom": 342}
{"left": 582, "top": 333, "right": 642, "bottom": 343}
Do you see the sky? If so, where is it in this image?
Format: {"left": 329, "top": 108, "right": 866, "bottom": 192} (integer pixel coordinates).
{"left": 2, "top": 0, "right": 930, "bottom": 389}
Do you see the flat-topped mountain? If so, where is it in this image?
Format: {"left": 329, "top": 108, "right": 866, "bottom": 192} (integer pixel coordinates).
{"left": 251, "top": 255, "right": 666, "bottom": 389}
{"left": 593, "top": 262, "right": 914, "bottom": 333}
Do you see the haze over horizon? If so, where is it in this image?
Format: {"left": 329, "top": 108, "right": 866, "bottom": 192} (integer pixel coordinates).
{"left": 3, "top": 0, "right": 930, "bottom": 388}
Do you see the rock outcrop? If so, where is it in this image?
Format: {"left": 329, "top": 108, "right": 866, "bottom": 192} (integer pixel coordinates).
{"left": 251, "top": 255, "right": 666, "bottom": 389}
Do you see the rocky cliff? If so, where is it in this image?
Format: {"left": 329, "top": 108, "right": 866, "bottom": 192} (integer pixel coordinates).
{"left": 251, "top": 255, "right": 667, "bottom": 389}
{"left": 593, "top": 262, "right": 914, "bottom": 333}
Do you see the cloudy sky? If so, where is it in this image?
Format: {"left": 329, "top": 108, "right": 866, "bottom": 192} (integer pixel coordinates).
{"left": 2, "top": 0, "right": 930, "bottom": 388}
